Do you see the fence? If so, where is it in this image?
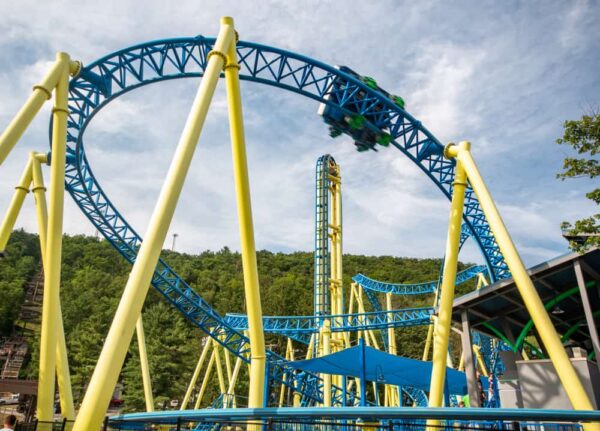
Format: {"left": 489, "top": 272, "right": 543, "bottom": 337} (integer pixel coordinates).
{"left": 10, "top": 407, "right": 599, "bottom": 431}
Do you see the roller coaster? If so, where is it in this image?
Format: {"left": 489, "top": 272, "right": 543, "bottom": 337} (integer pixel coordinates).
{"left": 0, "top": 16, "right": 598, "bottom": 431}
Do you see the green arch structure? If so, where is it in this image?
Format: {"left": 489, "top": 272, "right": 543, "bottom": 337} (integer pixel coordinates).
{"left": 483, "top": 280, "right": 597, "bottom": 361}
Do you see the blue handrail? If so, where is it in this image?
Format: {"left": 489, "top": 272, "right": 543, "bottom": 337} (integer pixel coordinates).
{"left": 110, "top": 407, "right": 600, "bottom": 424}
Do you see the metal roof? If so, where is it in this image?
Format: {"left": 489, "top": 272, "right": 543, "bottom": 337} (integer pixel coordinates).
{"left": 452, "top": 248, "right": 600, "bottom": 354}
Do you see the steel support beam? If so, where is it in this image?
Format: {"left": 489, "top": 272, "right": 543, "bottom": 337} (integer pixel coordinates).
{"left": 224, "top": 17, "right": 266, "bottom": 410}
{"left": 448, "top": 141, "right": 598, "bottom": 431}
{"left": 31, "top": 153, "right": 75, "bottom": 421}
{"left": 574, "top": 260, "right": 600, "bottom": 375}
{"left": 136, "top": 316, "right": 154, "bottom": 412}
{"left": 500, "top": 318, "right": 524, "bottom": 360}
{"left": 428, "top": 142, "right": 469, "bottom": 418}
{"left": 37, "top": 53, "right": 70, "bottom": 431}
{"left": 460, "top": 310, "right": 480, "bottom": 407}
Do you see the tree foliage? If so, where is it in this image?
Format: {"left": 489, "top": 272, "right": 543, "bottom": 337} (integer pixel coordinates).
{"left": 557, "top": 112, "right": 600, "bottom": 251}
{"left": 2, "top": 231, "right": 476, "bottom": 411}
{"left": 0, "top": 230, "right": 40, "bottom": 335}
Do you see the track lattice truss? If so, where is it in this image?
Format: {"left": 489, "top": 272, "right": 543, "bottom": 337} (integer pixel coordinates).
{"left": 63, "top": 36, "right": 510, "bottom": 404}
{"left": 226, "top": 265, "right": 486, "bottom": 345}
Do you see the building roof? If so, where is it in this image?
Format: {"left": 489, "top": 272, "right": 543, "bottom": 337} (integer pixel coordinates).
{"left": 452, "top": 248, "right": 600, "bottom": 355}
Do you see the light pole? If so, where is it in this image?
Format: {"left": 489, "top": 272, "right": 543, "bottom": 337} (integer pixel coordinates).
{"left": 172, "top": 233, "right": 178, "bottom": 251}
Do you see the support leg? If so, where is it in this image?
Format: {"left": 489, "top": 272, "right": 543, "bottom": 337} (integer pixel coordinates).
{"left": 31, "top": 153, "right": 75, "bottom": 422}
{"left": 279, "top": 339, "right": 294, "bottom": 407}
{"left": 574, "top": 260, "right": 600, "bottom": 375}
{"left": 428, "top": 143, "right": 468, "bottom": 414}
{"left": 0, "top": 157, "right": 32, "bottom": 254}
{"left": 473, "top": 345, "right": 489, "bottom": 377}
{"left": 72, "top": 21, "right": 234, "bottom": 431}
{"left": 136, "top": 316, "right": 154, "bottom": 412}
{"left": 460, "top": 311, "right": 480, "bottom": 407}
{"left": 423, "top": 285, "right": 440, "bottom": 361}
{"left": 321, "top": 321, "right": 332, "bottom": 407}
{"left": 37, "top": 54, "right": 70, "bottom": 430}
{"left": 194, "top": 349, "right": 217, "bottom": 409}
{"left": 386, "top": 293, "right": 398, "bottom": 406}
{"left": 0, "top": 57, "right": 73, "bottom": 165}
{"left": 181, "top": 339, "right": 211, "bottom": 410}
{"left": 500, "top": 318, "right": 524, "bottom": 360}
{"left": 213, "top": 340, "right": 227, "bottom": 404}
{"left": 450, "top": 142, "right": 598, "bottom": 429}
{"left": 223, "top": 17, "right": 266, "bottom": 409}
{"left": 226, "top": 357, "right": 242, "bottom": 408}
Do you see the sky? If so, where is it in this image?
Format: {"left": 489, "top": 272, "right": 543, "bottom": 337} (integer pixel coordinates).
{"left": 0, "top": 0, "right": 598, "bottom": 269}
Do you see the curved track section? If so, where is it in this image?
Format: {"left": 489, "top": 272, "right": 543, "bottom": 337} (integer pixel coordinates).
{"left": 353, "top": 264, "right": 487, "bottom": 296}
{"left": 62, "top": 36, "right": 509, "bottom": 404}
{"left": 353, "top": 265, "right": 485, "bottom": 351}
{"left": 225, "top": 307, "right": 434, "bottom": 344}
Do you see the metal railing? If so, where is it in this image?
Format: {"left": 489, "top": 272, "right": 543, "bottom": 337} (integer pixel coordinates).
{"left": 104, "top": 407, "right": 598, "bottom": 431}
{"left": 104, "top": 418, "right": 585, "bottom": 431}
{"left": 14, "top": 419, "right": 74, "bottom": 431}
{"left": 11, "top": 407, "right": 599, "bottom": 431}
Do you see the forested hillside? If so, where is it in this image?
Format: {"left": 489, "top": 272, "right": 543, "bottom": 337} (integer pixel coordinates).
{"left": 0, "top": 230, "right": 475, "bottom": 411}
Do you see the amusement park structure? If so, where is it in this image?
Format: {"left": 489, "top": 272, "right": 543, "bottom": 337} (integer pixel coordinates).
{"left": 0, "top": 15, "right": 598, "bottom": 431}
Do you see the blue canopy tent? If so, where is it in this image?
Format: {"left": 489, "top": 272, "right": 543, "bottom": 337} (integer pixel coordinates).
{"left": 288, "top": 340, "right": 469, "bottom": 406}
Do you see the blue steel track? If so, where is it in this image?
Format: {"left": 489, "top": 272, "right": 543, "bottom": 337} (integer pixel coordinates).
{"left": 61, "top": 36, "right": 510, "bottom": 405}
{"left": 353, "top": 265, "right": 487, "bottom": 296}
{"left": 225, "top": 307, "right": 434, "bottom": 345}
{"left": 228, "top": 265, "right": 486, "bottom": 345}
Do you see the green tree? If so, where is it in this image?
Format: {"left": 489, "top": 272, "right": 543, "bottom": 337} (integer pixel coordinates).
{"left": 0, "top": 230, "right": 40, "bottom": 335}
{"left": 1, "top": 230, "right": 480, "bottom": 411}
{"left": 557, "top": 112, "right": 600, "bottom": 252}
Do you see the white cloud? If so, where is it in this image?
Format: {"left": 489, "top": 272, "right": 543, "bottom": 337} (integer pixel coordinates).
{"left": 407, "top": 43, "right": 487, "bottom": 140}
{"left": 0, "top": 0, "right": 598, "bottom": 270}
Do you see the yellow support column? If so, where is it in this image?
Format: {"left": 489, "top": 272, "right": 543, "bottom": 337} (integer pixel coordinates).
{"left": 423, "top": 324, "right": 433, "bottom": 361}
{"left": 448, "top": 142, "right": 598, "bottom": 426}
{"left": 385, "top": 293, "right": 398, "bottom": 406}
{"left": 226, "top": 357, "right": 243, "bottom": 408}
{"left": 31, "top": 153, "right": 75, "bottom": 422}
{"left": 222, "top": 340, "right": 237, "bottom": 407}
{"left": 224, "top": 342, "right": 234, "bottom": 387}
{"left": 213, "top": 340, "right": 227, "bottom": 404}
{"left": 329, "top": 163, "right": 343, "bottom": 323}
{"left": 476, "top": 272, "right": 489, "bottom": 289}
{"left": 136, "top": 316, "right": 154, "bottom": 412}
{"left": 473, "top": 344, "right": 489, "bottom": 377}
{"left": 422, "top": 285, "right": 440, "bottom": 361}
{"left": 328, "top": 162, "right": 343, "bottom": 393}
{"left": 386, "top": 293, "right": 397, "bottom": 356}
{"left": 37, "top": 54, "right": 70, "bottom": 430}
{"left": 194, "top": 349, "right": 217, "bottom": 410}
{"left": 223, "top": 17, "right": 266, "bottom": 409}
{"left": 321, "top": 320, "right": 332, "bottom": 406}
{"left": 294, "top": 335, "right": 314, "bottom": 406}
{"left": 0, "top": 157, "right": 33, "bottom": 254}
{"left": 428, "top": 142, "right": 469, "bottom": 416}
{"left": 0, "top": 57, "right": 72, "bottom": 166}
{"left": 279, "top": 339, "right": 294, "bottom": 407}
{"left": 72, "top": 21, "right": 234, "bottom": 431}
{"left": 181, "top": 339, "right": 211, "bottom": 410}
{"left": 356, "top": 286, "right": 380, "bottom": 350}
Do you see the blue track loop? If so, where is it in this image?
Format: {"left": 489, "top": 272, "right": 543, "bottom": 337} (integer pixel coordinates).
{"left": 61, "top": 35, "right": 510, "bottom": 405}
